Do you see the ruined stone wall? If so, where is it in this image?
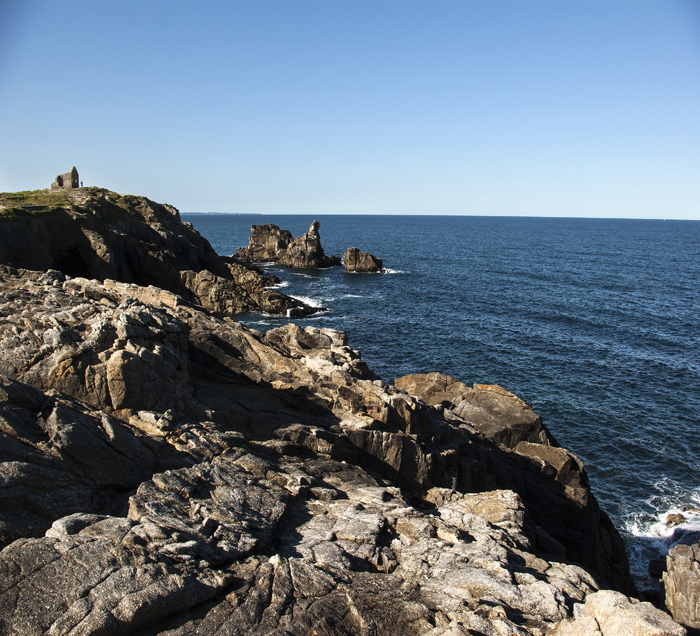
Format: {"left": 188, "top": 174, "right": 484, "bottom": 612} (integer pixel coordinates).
{"left": 51, "top": 166, "right": 79, "bottom": 190}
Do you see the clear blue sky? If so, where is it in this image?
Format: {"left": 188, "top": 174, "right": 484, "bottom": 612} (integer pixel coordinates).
{"left": 1, "top": 1, "right": 699, "bottom": 218}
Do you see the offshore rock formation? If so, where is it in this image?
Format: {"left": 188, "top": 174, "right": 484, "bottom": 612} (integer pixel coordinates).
{"left": 0, "top": 188, "right": 317, "bottom": 317}
{"left": 0, "top": 266, "right": 685, "bottom": 635}
{"left": 343, "top": 247, "right": 384, "bottom": 273}
{"left": 236, "top": 222, "right": 294, "bottom": 262}
{"left": 237, "top": 220, "right": 341, "bottom": 268}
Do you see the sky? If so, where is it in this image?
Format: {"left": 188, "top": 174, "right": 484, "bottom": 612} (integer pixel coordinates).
{"left": 1, "top": 1, "right": 699, "bottom": 218}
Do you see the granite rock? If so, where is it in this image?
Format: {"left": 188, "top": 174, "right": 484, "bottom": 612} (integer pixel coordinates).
{"left": 235, "top": 222, "right": 293, "bottom": 262}
{"left": 395, "top": 373, "right": 553, "bottom": 448}
{"left": 0, "top": 267, "right": 680, "bottom": 635}
{"left": 552, "top": 590, "right": 687, "bottom": 636}
{"left": 664, "top": 542, "right": 700, "bottom": 634}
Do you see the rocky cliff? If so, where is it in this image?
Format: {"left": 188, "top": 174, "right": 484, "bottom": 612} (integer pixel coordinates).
{"left": 0, "top": 188, "right": 317, "bottom": 317}
{"left": 0, "top": 264, "right": 687, "bottom": 635}
{"left": 664, "top": 543, "right": 700, "bottom": 634}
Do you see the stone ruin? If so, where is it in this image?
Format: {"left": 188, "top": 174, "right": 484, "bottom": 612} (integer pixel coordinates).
{"left": 51, "top": 166, "right": 79, "bottom": 190}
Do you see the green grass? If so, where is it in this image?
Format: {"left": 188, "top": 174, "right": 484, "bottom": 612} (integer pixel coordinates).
{"left": 0, "top": 187, "right": 157, "bottom": 227}
{"left": 0, "top": 190, "right": 69, "bottom": 220}
{"left": 0, "top": 189, "right": 69, "bottom": 208}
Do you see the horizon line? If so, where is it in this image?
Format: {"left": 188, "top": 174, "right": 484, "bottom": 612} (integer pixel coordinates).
{"left": 180, "top": 212, "right": 698, "bottom": 221}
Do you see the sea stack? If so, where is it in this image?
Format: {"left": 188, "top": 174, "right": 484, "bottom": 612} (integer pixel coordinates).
{"left": 343, "top": 246, "right": 383, "bottom": 272}
{"left": 238, "top": 220, "right": 341, "bottom": 268}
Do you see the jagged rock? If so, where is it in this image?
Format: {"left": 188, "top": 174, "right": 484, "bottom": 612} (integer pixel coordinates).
{"left": 0, "top": 515, "right": 232, "bottom": 636}
{"left": 343, "top": 247, "right": 384, "bottom": 273}
{"left": 238, "top": 220, "right": 341, "bottom": 268}
{"left": 0, "top": 375, "right": 163, "bottom": 546}
{"left": 280, "top": 220, "right": 341, "bottom": 268}
{"left": 395, "top": 371, "right": 635, "bottom": 596}
{"left": 0, "top": 455, "right": 603, "bottom": 636}
{"left": 395, "top": 372, "right": 555, "bottom": 448}
{"left": 0, "top": 267, "right": 668, "bottom": 635}
{"left": 0, "top": 188, "right": 317, "bottom": 316}
{"left": 664, "top": 542, "right": 700, "bottom": 634}
{"left": 552, "top": 590, "right": 687, "bottom": 635}
{"left": 667, "top": 514, "right": 688, "bottom": 528}
{"left": 236, "top": 222, "right": 294, "bottom": 262}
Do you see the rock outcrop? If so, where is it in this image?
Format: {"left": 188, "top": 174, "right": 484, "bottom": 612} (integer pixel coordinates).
{"left": 0, "top": 188, "right": 318, "bottom": 317}
{"left": 235, "top": 222, "right": 294, "bottom": 262}
{"left": 395, "top": 373, "right": 554, "bottom": 448}
{"left": 396, "top": 373, "right": 634, "bottom": 598}
{"left": 552, "top": 590, "right": 686, "bottom": 636}
{"left": 664, "top": 542, "right": 700, "bottom": 634}
{"left": 238, "top": 220, "right": 341, "bottom": 268}
{"left": 343, "top": 247, "right": 384, "bottom": 273}
{"left": 0, "top": 265, "right": 675, "bottom": 635}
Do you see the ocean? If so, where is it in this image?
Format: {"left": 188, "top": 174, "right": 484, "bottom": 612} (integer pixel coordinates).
{"left": 182, "top": 213, "right": 700, "bottom": 589}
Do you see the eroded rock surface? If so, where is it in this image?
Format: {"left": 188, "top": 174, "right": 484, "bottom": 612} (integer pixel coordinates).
{"left": 238, "top": 220, "right": 341, "bottom": 268}
{"left": 552, "top": 590, "right": 686, "bottom": 635}
{"left": 0, "top": 267, "right": 680, "bottom": 635}
{"left": 235, "top": 223, "right": 294, "bottom": 263}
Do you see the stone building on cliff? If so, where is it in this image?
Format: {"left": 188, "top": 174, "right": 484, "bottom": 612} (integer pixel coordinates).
{"left": 51, "top": 166, "right": 79, "bottom": 190}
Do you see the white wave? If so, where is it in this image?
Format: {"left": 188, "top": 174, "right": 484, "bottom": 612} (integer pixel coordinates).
{"left": 343, "top": 294, "right": 363, "bottom": 298}
{"left": 265, "top": 281, "right": 290, "bottom": 289}
{"left": 624, "top": 484, "right": 700, "bottom": 587}
{"left": 344, "top": 270, "right": 385, "bottom": 275}
{"left": 626, "top": 503, "right": 700, "bottom": 545}
{"left": 383, "top": 268, "right": 408, "bottom": 274}
{"left": 290, "top": 295, "right": 325, "bottom": 308}
{"left": 303, "top": 311, "right": 332, "bottom": 320}
{"left": 292, "top": 273, "right": 314, "bottom": 278}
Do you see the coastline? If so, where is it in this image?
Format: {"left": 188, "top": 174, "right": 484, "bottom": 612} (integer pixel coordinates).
{"left": 0, "top": 190, "right": 694, "bottom": 634}
{"left": 186, "top": 211, "right": 700, "bottom": 594}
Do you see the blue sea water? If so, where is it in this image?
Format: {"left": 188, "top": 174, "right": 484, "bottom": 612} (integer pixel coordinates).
{"left": 183, "top": 213, "right": 700, "bottom": 588}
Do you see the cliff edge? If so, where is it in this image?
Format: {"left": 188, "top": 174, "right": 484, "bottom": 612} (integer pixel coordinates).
{"left": 0, "top": 188, "right": 318, "bottom": 317}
